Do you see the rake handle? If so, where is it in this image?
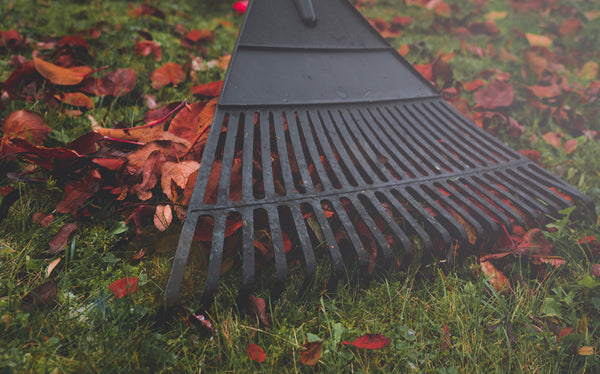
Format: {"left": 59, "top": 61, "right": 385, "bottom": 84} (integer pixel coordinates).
{"left": 293, "top": 0, "right": 317, "bottom": 26}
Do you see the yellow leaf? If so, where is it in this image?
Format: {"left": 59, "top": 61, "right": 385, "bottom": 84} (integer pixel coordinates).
{"left": 525, "top": 33, "right": 553, "bottom": 48}
{"left": 578, "top": 61, "right": 598, "bottom": 80}
{"left": 486, "top": 11, "right": 507, "bottom": 20}
{"left": 578, "top": 346, "right": 594, "bottom": 356}
{"left": 46, "top": 257, "right": 61, "bottom": 277}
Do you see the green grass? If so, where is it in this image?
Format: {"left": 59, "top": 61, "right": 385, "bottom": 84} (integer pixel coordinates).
{"left": 2, "top": 0, "right": 600, "bottom": 372}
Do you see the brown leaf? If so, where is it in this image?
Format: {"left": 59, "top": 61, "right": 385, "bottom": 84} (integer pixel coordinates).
{"left": 1, "top": 110, "right": 51, "bottom": 156}
{"left": 474, "top": 80, "right": 514, "bottom": 109}
{"left": 168, "top": 101, "right": 207, "bottom": 143}
{"left": 20, "top": 280, "right": 57, "bottom": 311}
{"left": 523, "top": 49, "right": 549, "bottom": 80}
{"left": 48, "top": 223, "right": 77, "bottom": 254}
{"left": 518, "top": 150, "right": 541, "bottom": 163}
{"left": 300, "top": 341, "right": 322, "bottom": 366}
{"left": 559, "top": 18, "right": 582, "bottom": 37}
{"left": 3, "top": 138, "right": 80, "bottom": 171}
{"left": 154, "top": 204, "right": 173, "bottom": 232}
{"left": 131, "top": 150, "right": 166, "bottom": 201}
{"left": 33, "top": 57, "right": 92, "bottom": 85}
{"left": 160, "top": 161, "right": 200, "bottom": 200}
{"left": 134, "top": 39, "right": 162, "bottom": 61}
{"left": 526, "top": 84, "right": 562, "bottom": 99}
{"left": 249, "top": 295, "right": 269, "bottom": 329}
{"left": 480, "top": 261, "right": 510, "bottom": 294}
{"left": 54, "top": 92, "right": 94, "bottom": 108}
{"left": 592, "top": 264, "right": 600, "bottom": 278}
{"left": 150, "top": 62, "right": 185, "bottom": 90}
{"left": 32, "top": 212, "right": 54, "bottom": 227}
{"left": 543, "top": 132, "right": 562, "bottom": 148}
{"left": 184, "top": 29, "right": 215, "bottom": 44}
{"left": 56, "top": 175, "right": 100, "bottom": 213}
{"left": 578, "top": 346, "right": 594, "bottom": 356}
{"left": 80, "top": 69, "right": 136, "bottom": 97}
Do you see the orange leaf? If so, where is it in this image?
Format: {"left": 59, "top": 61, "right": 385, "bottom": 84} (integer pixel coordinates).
{"left": 559, "top": 18, "right": 582, "bottom": 37}
{"left": 578, "top": 346, "right": 594, "bottom": 356}
{"left": 543, "top": 132, "right": 562, "bottom": 148}
{"left": 301, "top": 341, "right": 322, "bottom": 366}
{"left": 161, "top": 161, "right": 200, "bottom": 201}
{"left": 480, "top": 261, "right": 510, "bottom": 293}
{"left": 525, "top": 33, "right": 552, "bottom": 48}
{"left": 108, "top": 277, "right": 139, "bottom": 298}
{"left": 564, "top": 139, "right": 578, "bottom": 155}
{"left": 150, "top": 62, "right": 185, "bottom": 90}
{"left": 246, "top": 343, "right": 266, "bottom": 362}
{"left": 33, "top": 57, "right": 92, "bottom": 85}
{"left": 191, "top": 81, "right": 223, "bottom": 97}
{"left": 55, "top": 92, "right": 94, "bottom": 108}
{"left": 343, "top": 334, "right": 391, "bottom": 350}
{"left": 1, "top": 110, "right": 51, "bottom": 156}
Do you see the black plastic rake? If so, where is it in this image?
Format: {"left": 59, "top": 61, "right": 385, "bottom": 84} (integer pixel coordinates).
{"left": 163, "top": 0, "right": 592, "bottom": 307}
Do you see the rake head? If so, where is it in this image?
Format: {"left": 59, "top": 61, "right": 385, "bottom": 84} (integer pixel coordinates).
{"left": 163, "top": 0, "right": 592, "bottom": 307}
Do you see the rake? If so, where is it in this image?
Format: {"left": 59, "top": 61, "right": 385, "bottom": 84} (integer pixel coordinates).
{"left": 163, "top": 0, "right": 592, "bottom": 307}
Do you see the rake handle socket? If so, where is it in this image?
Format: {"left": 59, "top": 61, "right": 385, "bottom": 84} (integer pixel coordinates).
{"left": 293, "top": 0, "right": 317, "bottom": 26}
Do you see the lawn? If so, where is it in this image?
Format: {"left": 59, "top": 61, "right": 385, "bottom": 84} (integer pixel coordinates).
{"left": 1, "top": 0, "right": 600, "bottom": 372}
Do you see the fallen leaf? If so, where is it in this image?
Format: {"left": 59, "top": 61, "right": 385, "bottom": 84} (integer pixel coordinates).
{"left": 518, "top": 150, "right": 541, "bottom": 163}
{"left": 1, "top": 110, "right": 52, "bottom": 156}
{"left": 462, "top": 79, "right": 486, "bottom": 92}
{"left": 154, "top": 204, "right": 173, "bottom": 232}
{"left": 80, "top": 68, "right": 136, "bottom": 97}
{"left": 108, "top": 277, "right": 139, "bottom": 298}
{"left": 474, "top": 80, "right": 514, "bottom": 109}
{"left": 246, "top": 343, "right": 266, "bottom": 362}
{"left": 249, "top": 295, "right": 269, "bottom": 329}
{"left": 48, "top": 223, "right": 77, "bottom": 254}
{"left": 342, "top": 334, "right": 391, "bottom": 349}
{"left": 559, "top": 18, "right": 582, "bottom": 37}
{"left": 161, "top": 161, "right": 201, "bottom": 200}
{"left": 191, "top": 81, "right": 223, "bottom": 97}
{"left": 33, "top": 57, "right": 92, "bottom": 85}
{"left": 32, "top": 212, "right": 54, "bottom": 227}
{"left": 3, "top": 138, "right": 80, "bottom": 171}
{"left": 526, "top": 84, "right": 562, "bottom": 99}
{"left": 54, "top": 92, "right": 94, "bottom": 108}
{"left": 233, "top": 1, "right": 249, "bottom": 15}
{"left": 480, "top": 261, "right": 510, "bottom": 293}
{"left": 578, "top": 62, "right": 598, "bottom": 81}
{"left": 441, "top": 325, "right": 451, "bottom": 351}
{"left": 188, "top": 313, "right": 215, "bottom": 333}
{"left": 20, "top": 280, "right": 57, "bottom": 311}
{"left": 128, "top": 3, "right": 165, "bottom": 19}
{"left": 525, "top": 33, "right": 553, "bottom": 48}
{"left": 591, "top": 264, "right": 600, "bottom": 278}
{"left": 57, "top": 175, "right": 100, "bottom": 213}
{"left": 184, "top": 29, "right": 215, "bottom": 44}
{"left": 578, "top": 346, "right": 594, "bottom": 356}
{"left": 585, "top": 11, "right": 600, "bottom": 21}
{"left": 543, "top": 132, "right": 562, "bottom": 148}
{"left": 150, "top": 62, "right": 185, "bottom": 90}
{"left": 0, "top": 29, "right": 22, "bottom": 50}
{"left": 134, "top": 39, "right": 162, "bottom": 61}
{"left": 168, "top": 101, "right": 207, "bottom": 143}
{"left": 301, "top": 341, "right": 322, "bottom": 366}
{"left": 469, "top": 20, "right": 500, "bottom": 36}
{"left": 486, "top": 11, "right": 507, "bottom": 20}
{"left": 46, "top": 258, "right": 61, "bottom": 277}
{"left": 564, "top": 139, "right": 578, "bottom": 155}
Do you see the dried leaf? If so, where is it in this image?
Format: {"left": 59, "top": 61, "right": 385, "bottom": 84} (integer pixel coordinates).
{"left": 578, "top": 61, "right": 598, "bottom": 81}
{"left": 188, "top": 313, "right": 215, "bottom": 333}
{"left": 3, "top": 138, "right": 80, "bottom": 171}
{"left": 128, "top": 3, "right": 165, "bottom": 18}
{"left": 543, "top": 132, "right": 562, "bottom": 148}
{"left": 48, "top": 223, "right": 77, "bottom": 254}
{"left": 564, "top": 139, "right": 578, "bottom": 155}
{"left": 591, "top": 264, "right": 600, "bottom": 278}
{"left": 161, "top": 161, "right": 200, "bottom": 200}
{"left": 55, "top": 92, "right": 94, "bottom": 108}
{"left": 20, "top": 280, "right": 57, "bottom": 311}
{"left": 184, "top": 29, "right": 215, "bottom": 44}
{"left": 32, "top": 212, "right": 54, "bottom": 227}
{"left": 108, "top": 277, "right": 139, "bottom": 298}
{"left": 2, "top": 110, "right": 51, "bottom": 146}
{"left": 518, "top": 150, "right": 541, "bottom": 163}
{"left": 578, "top": 346, "right": 594, "bottom": 356}
{"left": 46, "top": 257, "right": 61, "bottom": 277}
{"left": 80, "top": 69, "right": 136, "bottom": 97}
{"left": 301, "top": 341, "right": 322, "bottom": 366}
{"left": 526, "top": 84, "right": 562, "bottom": 99}
{"left": 191, "top": 81, "right": 223, "bottom": 97}
{"left": 150, "top": 62, "right": 185, "bottom": 90}
{"left": 525, "top": 33, "right": 553, "bottom": 48}
{"left": 474, "top": 80, "right": 514, "bottom": 109}
{"left": 57, "top": 176, "right": 100, "bottom": 213}
{"left": 134, "top": 39, "right": 162, "bottom": 61}
{"left": 559, "top": 18, "right": 582, "bottom": 37}
{"left": 343, "top": 334, "right": 391, "bottom": 350}
{"left": 168, "top": 101, "right": 207, "bottom": 143}
{"left": 246, "top": 343, "right": 266, "bottom": 362}
{"left": 249, "top": 295, "right": 269, "bottom": 329}
{"left": 154, "top": 204, "right": 173, "bottom": 232}
{"left": 33, "top": 57, "right": 91, "bottom": 85}
{"left": 480, "top": 261, "right": 510, "bottom": 293}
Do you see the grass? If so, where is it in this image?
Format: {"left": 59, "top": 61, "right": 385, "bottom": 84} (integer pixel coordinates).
{"left": 2, "top": 0, "right": 600, "bottom": 372}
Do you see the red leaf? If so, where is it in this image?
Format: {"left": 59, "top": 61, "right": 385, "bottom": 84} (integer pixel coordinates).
{"left": 413, "top": 63, "right": 433, "bottom": 81}
{"left": 32, "top": 212, "right": 54, "bottom": 227}
{"left": 543, "top": 132, "right": 562, "bottom": 148}
{"left": 527, "top": 84, "right": 562, "bottom": 99}
{"left": 246, "top": 343, "right": 266, "bottom": 362}
{"left": 342, "top": 334, "right": 391, "bottom": 350}
{"left": 134, "top": 39, "right": 162, "bottom": 61}
{"left": 92, "top": 157, "right": 125, "bottom": 171}
{"left": 0, "top": 29, "right": 23, "bottom": 50}
{"left": 474, "top": 80, "right": 514, "bottom": 109}
{"left": 233, "top": 1, "right": 249, "bottom": 15}
{"left": 559, "top": 18, "right": 582, "bottom": 37}
{"left": 185, "top": 29, "right": 215, "bottom": 44}
{"left": 6, "top": 138, "right": 80, "bottom": 171}
{"left": 48, "top": 223, "right": 77, "bottom": 254}
{"left": 191, "top": 81, "right": 223, "bottom": 97}
{"left": 1, "top": 110, "right": 51, "bottom": 156}
{"left": 518, "top": 150, "right": 541, "bottom": 163}
{"left": 301, "top": 341, "right": 322, "bottom": 366}
{"left": 54, "top": 92, "right": 94, "bottom": 109}
{"left": 167, "top": 101, "right": 207, "bottom": 143}
{"left": 80, "top": 69, "right": 136, "bottom": 97}
{"left": 592, "top": 264, "right": 600, "bottom": 278}
{"left": 150, "top": 63, "right": 185, "bottom": 90}
{"left": 128, "top": 4, "right": 165, "bottom": 19}
{"left": 249, "top": 295, "right": 269, "bottom": 329}
{"left": 33, "top": 57, "right": 92, "bottom": 85}
{"left": 108, "top": 277, "right": 139, "bottom": 298}
{"left": 56, "top": 175, "right": 100, "bottom": 213}
{"left": 564, "top": 139, "right": 578, "bottom": 155}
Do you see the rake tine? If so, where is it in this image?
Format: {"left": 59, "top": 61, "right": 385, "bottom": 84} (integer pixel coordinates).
{"left": 201, "top": 213, "right": 227, "bottom": 306}
{"left": 260, "top": 113, "right": 276, "bottom": 198}
{"left": 509, "top": 168, "right": 572, "bottom": 211}
{"left": 216, "top": 113, "right": 240, "bottom": 204}
{"left": 284, "top": 111, "right": 318, "bottom": 194}
{"left": 491, "top": 171, "right": 555, "bottom": 216}
{"left": 239, "top": 208, "right": 255, "bottom": 305}
{"left": 352, "top": 194, "right": 394, "bottom": 267}
{"left": 296, "top": 110, "right": 335, "bottom": 190}
{"left": 311, "top": 201, "right": 344, "bottom": 291}
{"left": 272, "top": 112, "right": 298, "bottom": 196}
{"left": 330, "top": 199, "right": 369, "bottom": 276}
{"left": 164, "top": 212, "right": 199, "bottom": 306}
{"left": 290, "top": 204, "right": 317, "bottom": 292}
{"left": 525, "top": 164, "right": 594, "bottom": 208}
{"left": 365, "top": 190, "right": 418, "bottom": 255}
{"left": 267, "top": 206, "right": 288, "bottom": 300}
{"left": 241, "top": 112, "right": 254, "bottom": 201}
